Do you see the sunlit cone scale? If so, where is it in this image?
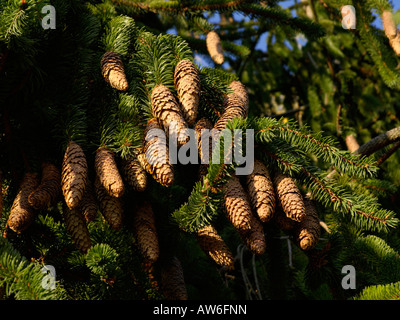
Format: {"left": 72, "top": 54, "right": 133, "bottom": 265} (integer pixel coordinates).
{"left": 7, "top": 173, "right": 39, "bottom": 233}
{"left": 63, "top": 206, "right": 92, "bottom": 254}
{"left": 101, "top": 51, "right": 129, "bottom": 91}
{"left": 161, "top": 256, "right": 188, "bottom": 300}
{"left": 28, "top": 162, "right": 61, "bottom": 210}
{"left": 273, "top": 173, "right": 305, "bottom": 222}
{"left": 196, "top": 225, "right": 234, "bottom": 268}
{"left": 95, "top": 177, "right": 123, "bottom": 230}
{"left": 174, "top": 59, "right": 201, "bottom": 126}
{"left": 141, "top": 118, "right": 174, "bottom": 187}
{"left": 61, "top": 141, "right": 89, "bottom": 209}
{"left": 121, "top": 157, "right": 147, "bottom": 192}
{"left": 151, "top": 84, "right": 189, "bottom": 146}
{"left": 95, "top": 147, "right": 124, "bottom": 198}
{"left": 133, "top": 201, "right": 159, "bottom": 263}
{"left": 206, "top": 30, "right": 224, "bottom": 65}
{"left": 246, "top": 159, "right": 275, "bottom": 222}
{"left": 194, "top": 117, "right": 214, "bottom": 163}
{"left": 295, "top": 199, "right": 321, "bottom": 251}
{"left": 223, "top": 175, "right": 252, "bottom": 232}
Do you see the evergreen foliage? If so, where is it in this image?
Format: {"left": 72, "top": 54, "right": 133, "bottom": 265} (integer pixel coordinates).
{"left": 1, "top": 0, "right": 400, "bottom": 301}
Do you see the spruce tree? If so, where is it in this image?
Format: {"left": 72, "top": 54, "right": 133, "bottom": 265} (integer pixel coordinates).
{"left": 0, "top": 0, "right": 400, "bottom": 301}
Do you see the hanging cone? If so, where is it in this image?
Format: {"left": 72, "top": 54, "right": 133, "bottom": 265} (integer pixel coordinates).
{"left": 95, "top": 146, "right": 124, "bottom": 198}
{"left": 274, "top": 172, "right": 305, "bottom": 222}
{"left": 226, "top": 81, "right": 249, "bottom": 112}
{"left": 239, "top": 212, "right": 266, "bottom": 256}
{"left": 61, "top": 141, "right": 89, "bottom": 209}
{"left": 294, "top": 199, "right": 321, "bottom": 251}
{"left": 246, "top": 159, "right": 275, "bottom": 222}
{"left": 133, "top": 201, "right": 159, "bottom": 263}
{"left": 160, "top": 256, "right": 188, "bottom": 300}
{"left": 206, "top": 30, "right": 224, "bottom": 65}
{"left": 79, "top": 182, "right": 98, "bottom": 222}
{"left": 121, "top": 157, "right": 147, "bottom": 192}
{"left": 101, "top": 51, "right": 129, "bottom": 91}
{"left": 7, "top": 173, "right": 39, "bottom": 233}
{"left": 141, "top": 118, "right": 174, "bottom": 187}
{"left": 194, "top": 117, "right": 214, "bottom": 163}
{"left": 62, "top": 205, "right": 92, "bottom": 254}
{"left": 151, "top": 84, "right": 189, "bottom": 147}
{"left": 95, "top": 177, "right": 123, "bottom": 230}
{"left": 196, "top": 225, "right": 235, "bottom": 268}
{"left": 223, "top": 175, "right": 252, "bottom": 232}
{"left": 28, "top": 162, "right": 61, "bottom": 210}
{"left": 214, "top": 81, "right": 249, "bottom": 132}
{"left": 174, "top": 59, "right": 201, "bottom": 126}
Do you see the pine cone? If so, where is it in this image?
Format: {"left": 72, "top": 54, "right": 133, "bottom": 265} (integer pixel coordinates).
{"left": 246, "top": 160, "right": 275, "bottom": 222}
{"left": 174, "top": 59, "right": 201, "bottom": 126}
{"left": 161, "top": 256, "right": 188, "bottom": 300}
{"left": 382, "top": 11, "right": 398, "bottom": 40}
{"left": 7, "top": 173, "right": 39, "bottom": 233}
{"left": 224, "top": 175, "right": 252, "bottom": 232}
{"left": 61, "top": 141, "right": 89, "bottom": 209}
{"left": 141, "top": 118, "right": 174, "bottom": 187}
{"left": 196, "top": 225, "right": 234, "bottom": 268}
{"left": 121, "top": 157, "right": 147, "bottom": 192}
{"left": 295, "top": 199, "right": 321, "bottom": 251}
{"left": 214, "top": 82, "right": 249, "bottom": 132}
{"left": 239, "top": 212, "right": 266, "bottom": 256}
{"left": 79, "top": 182, "right": 98, "bottom": 222}
{"left": 194, "top": 117, "right": 214, "bottom": 163}
{"left": 133, "top": 201, "right": 159, "bottom": 263}
{"left": 28, "top": 162, "right": 61, "bottom": 210}
{"left": 206, "top": 31, "right": 224, "bottom": 65}
{"left": 101, "top": 51, "right": 129, "bottom": 91}
{"left": 274, "top": 173, "right": 305, "bottom": 222}
{"left": 95, "top": 147, "right": 124, "bottom": 198}
{"left": 63, "top": 205, "right": 92, "bottom": 254}
{"left": 151, "top": 84, "right": 189, "bottom": 147}
{"left": 95, "top": 177, "right": 123, "bottom": 230}
{"left": 226, "top": 81, "right": 248, "bottom": 112}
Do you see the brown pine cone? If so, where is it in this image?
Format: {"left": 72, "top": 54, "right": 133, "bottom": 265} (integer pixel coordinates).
{"left": 95, "top": 177, "right": 123, "bottom": 230}
{"left": 95, "top": 147, "right": 124, "bottom": 198}
{"left": 121, "top": 157, "right": 147, "bottom": 192}
{"left": 7, "top": 173, "right": 39, "bottom": 233}
{"left": 206, "top": 31, "right": 224, "bottom": 65}
{"left": 174, "top": 59, "right": 201, "bottom": 126}
{"left": 63, "top": 205, "right": 92, "bottom": 254}
{"left": 133, "top": 201, "right": 159, "bottom": 263}
{"left": 151, "top": 84, "right": 189, "bottom": 147}
{"left": 196, "top": 225, "right": 234, "bottom": 268}
{"left": 239, "top": 212, "right": 266, "bottom": 256}
{"left": 28, "top": 162, "right": 61, "bottom": 210}
{"left": 273, "top": 173, "right": 305, "bottom": 222}
{"left": 61, "top": 141, "right": 89, "bottom": 209}
{"left": 141, "top": 118, "right": 174, "bottom": 187}
{"left": 79, "top": 182, "right": 98, "bottom": 222}
{"left": 214, "top": 83, "right": 248, "bottom": 132}
{"left": 294, "top": 199, "right": 321, "bottom": 251}
{"left": 101, "top": 51, "right": 129, "bottom": 91}
{"left": 246, "top": 160, "right": 275, "bottom": 222}
{"left": 223, "top": 175, "right": 252, "bottom": 232}
{"left": 194, "top": 117, "right": 214, "bottom": 163}
{"left": 161, "top": 256, "right": 188, "bottom": 300}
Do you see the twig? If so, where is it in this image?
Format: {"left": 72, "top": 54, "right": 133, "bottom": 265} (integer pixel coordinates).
{"left": 354, "top": 126, "right": 400, "bottom": 156}
{"left": 376, "top": 140, "right": 400, "bottom": 166}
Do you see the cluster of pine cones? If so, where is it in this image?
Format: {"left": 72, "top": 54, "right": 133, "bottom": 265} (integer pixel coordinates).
{"left": 2, "top": 35, "right": 320, "bottom": 299}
